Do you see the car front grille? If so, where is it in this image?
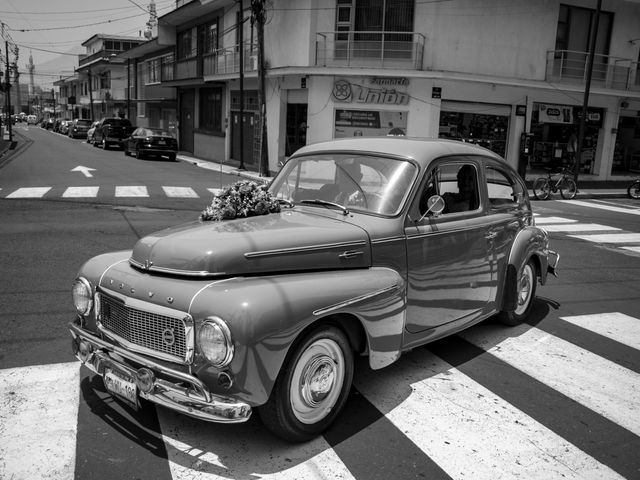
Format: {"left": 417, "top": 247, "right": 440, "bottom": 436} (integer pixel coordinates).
{"left": 97, "top": 292, "right": 190, "bottom": 363}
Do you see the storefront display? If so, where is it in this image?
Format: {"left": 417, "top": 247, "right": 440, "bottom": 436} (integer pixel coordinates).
{"left": 334, "top": 109, "right": 407, "bottom": 137}
{"left": 438, "top": 106, "right": 509, "bottom": 157}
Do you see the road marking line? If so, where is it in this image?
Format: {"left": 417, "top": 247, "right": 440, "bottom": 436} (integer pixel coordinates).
{"left": 0, "top": 362, "right": 80, "bottom": 480}
{"left": 355, "top": 349, "right": 622, "bottom": 480}
{"left": 534, "top": 216, "right": 578, "bottom": 224}
{"left": 115, "top": 186, "right": 149, "bottom": 197}
{"left": 62, "top": 186, "right": 99, "bottom": 197}
{"left": 569, "top": 233, "right": 640, "bottom": 244}
{"left": 5, "top": 187, "right": 51, "bottom": 198}
{"left": 559, "top": 199, "right": 640, "bottom": 216}
{"left": 542, "top": 223, "right": 621, "bottom": 232}
{"left": 207, "top": 188, "right": 223, "bottom": 196}
{"left": 162, "top": 186, "right": 199, "bottom": 198}
{"left": 158, "top": 411, "right": 356, "bottom": 480}
{"left": 461, "top": 324, "right": 640, "bottom": 437}
{"left": 561, "top": 313, "right": 640, "bottom": 350}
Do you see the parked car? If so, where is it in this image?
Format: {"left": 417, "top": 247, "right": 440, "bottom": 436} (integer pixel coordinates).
{"left": 86, "top": 121, "right": 99, "bottom": 144}
{"left": 68, "top": 137, "right": 559, "bottom": 442}
{"left": 67, "top": 119, "right": 93, "bottom": 139}
{"left": 93, "top": 117, "right": 135, "bottom": 150}
{"left": 59, "top": 120, "right": 72, "bottom": 135}
{"left": 26, "top": 115, "right": 37, "bottom": 125}
{"left": 123, "top": 127, "right": 178, "bottom": 160}
{"left": 42, "top": 118, "right": 54, "bottom": 129}
{"left": 52, "top": 119, "right": 63, "bottom": 133}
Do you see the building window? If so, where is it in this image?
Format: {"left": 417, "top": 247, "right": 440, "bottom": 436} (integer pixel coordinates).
{"left": 99, "top": 71, "right": 110, "bottom": 89}
{"left": 177, "top": 27, "right": 198, "bottom": 59}
{"left": 203, "top": 20, "right": 219, "bottom": 54}
{"left": 199, "top": 87, "right": 223, "bottom": 133}
{"left": 146, "top": 58, "right": 161, "bottom": 84}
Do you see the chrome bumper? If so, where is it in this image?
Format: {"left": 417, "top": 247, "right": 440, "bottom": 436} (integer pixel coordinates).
{"left": 547, "top": 249, "right": 560, "bottom": 277}
{"left": 69, "top": 320, "right": 251, "bottom": 423}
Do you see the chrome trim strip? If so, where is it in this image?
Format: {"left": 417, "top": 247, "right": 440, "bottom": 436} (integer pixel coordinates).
{"left": 129, "top": 258, "right": 225, "bottom": 277}
{"left": 100, "top": 259, "right": 128, "bottom": 287}
{"left": 244, "top": 240, "right": 367, "bottom": 259}
{"left": 313, "top": 284, "right": 399, "bottom": 316}
{"left": 371, "top": 236, "right": 405, "bottom": 244}
{"left": 96, "top": 289, "right": 195, "bottom": 364}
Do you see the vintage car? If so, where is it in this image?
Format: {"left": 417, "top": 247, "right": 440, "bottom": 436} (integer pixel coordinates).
{"left": 69, "top": 137, "right": 559, "bottom": 442}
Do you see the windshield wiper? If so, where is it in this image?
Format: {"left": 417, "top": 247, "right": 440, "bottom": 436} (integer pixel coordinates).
{"left": 277, "top": 198, "right": 295, "bottom": 208}
{"left": 299, "top": 199, "right": 349, "bottom": 215}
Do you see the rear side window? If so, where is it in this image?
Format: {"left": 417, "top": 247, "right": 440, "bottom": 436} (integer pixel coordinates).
{"left": 486, "top": 166, "right": 523, "bottom": 209}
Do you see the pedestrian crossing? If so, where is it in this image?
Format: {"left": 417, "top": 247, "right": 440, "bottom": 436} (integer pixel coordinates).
{"left": 1, "top": 311, "right": 639, "bottom": 479}
{"left": 1, "top": 186, "right": 223, "bottom": 199}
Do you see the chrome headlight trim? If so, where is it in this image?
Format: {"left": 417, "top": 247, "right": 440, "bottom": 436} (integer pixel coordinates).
{"left": 72, "top": 277, "right": 94, "bottom": 316}
{"left": 198, "top": 316, "right": 234, "bottom": 368}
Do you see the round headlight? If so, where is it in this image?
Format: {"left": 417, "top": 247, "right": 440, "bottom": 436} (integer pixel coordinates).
{"left": 72, "top": 277, "right": 93, "bottom": 316}
{"left": 198, "top": 317, "right": 234, "bottom": 367}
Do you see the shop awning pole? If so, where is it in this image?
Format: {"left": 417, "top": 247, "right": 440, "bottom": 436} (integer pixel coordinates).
{"left": 574, "top": 0, "right": 602, "bottom": 184}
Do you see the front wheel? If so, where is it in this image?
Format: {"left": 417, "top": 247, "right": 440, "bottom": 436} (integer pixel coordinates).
{"left": 259, "top": 326, "right": 354, "bottom": 442}
{"left": 532, "top": 178, "right": 551, "bottom": 200}
{"left": 499, "top": 259, "right": 537, "bottom": 326}
{"left": 560, "top": 178, "right": 577, "bottom": 199}
{"left": 628, "top": 181, "right": 640, "bottom": 199}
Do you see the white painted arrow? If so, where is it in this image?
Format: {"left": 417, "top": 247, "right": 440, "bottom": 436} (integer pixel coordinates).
{"left": 71, "top": 166, "right": 96, "bottom": 178}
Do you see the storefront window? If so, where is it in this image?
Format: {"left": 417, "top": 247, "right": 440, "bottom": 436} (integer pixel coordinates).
{"left": 438, "top": 111, "right": 508, "bottom": 157}
{"left": 614, "top": 116, "right": 640, "bottom": 173}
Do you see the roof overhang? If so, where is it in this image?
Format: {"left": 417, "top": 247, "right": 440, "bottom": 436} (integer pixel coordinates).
{"left": 159, "top": 0, "right": 228, "bottom": 27}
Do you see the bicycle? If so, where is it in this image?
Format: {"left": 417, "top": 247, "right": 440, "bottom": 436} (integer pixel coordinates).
{"left": 532, "top": 167, "right": 578, "bottom": 200}
{"left": 629, "top": 179, "right": 640, "bottom": 199}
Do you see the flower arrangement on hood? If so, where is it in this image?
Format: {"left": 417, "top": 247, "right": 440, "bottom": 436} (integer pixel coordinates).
{"left": 200, "top": 180, "right": 281, "bottom": 221}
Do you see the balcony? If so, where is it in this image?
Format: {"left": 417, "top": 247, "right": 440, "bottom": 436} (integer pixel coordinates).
{"left": 316, "top": 31, "right": 424, "bottom": 70}
{"left": 78, "top": 49, "right": 122, "bottom": 68}
{"left": 203, "top": 43, "right": 259, "bottom": 77}
{"left": 546, "top": 49, "right": 640, "bottom": 91}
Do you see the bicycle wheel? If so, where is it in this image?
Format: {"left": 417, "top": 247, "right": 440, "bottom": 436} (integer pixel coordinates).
{"left": 628, "top": 181, "right": 640, "bottom": 200}
{"left": 560, "top": 178, "right": 577, "bottom": 199}
{"left": 532, "top": 178, "right": 551, "bottom": 200}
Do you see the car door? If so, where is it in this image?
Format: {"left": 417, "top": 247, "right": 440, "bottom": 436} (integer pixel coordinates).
{"left": 403, "top": 158, "right": 495, "bottom": 334}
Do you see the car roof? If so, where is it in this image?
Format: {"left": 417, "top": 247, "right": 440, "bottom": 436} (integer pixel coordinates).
{"left": 292, "top": 137, "right": 504, "bottom": 167}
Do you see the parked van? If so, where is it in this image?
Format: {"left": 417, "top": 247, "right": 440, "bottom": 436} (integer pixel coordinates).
{"left": 27, "top": 115, "right": 37, "bottom": 125}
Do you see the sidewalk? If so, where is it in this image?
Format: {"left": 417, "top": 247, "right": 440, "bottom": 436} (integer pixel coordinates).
{"left": 177, "top": 153, "right": 633, "bottom": 200}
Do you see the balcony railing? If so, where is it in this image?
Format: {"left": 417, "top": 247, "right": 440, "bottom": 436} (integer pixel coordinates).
{"left": 546, "top": 49, "right": 640, "bottom": 91}
{"left": 78, "top": 49, "right": 121, "bottom": 68}
{"left": 316, "top": 31, "right": 424, "bottom": 69}
{"left": 203, "top": 43, "right": 259, "bottom": 77}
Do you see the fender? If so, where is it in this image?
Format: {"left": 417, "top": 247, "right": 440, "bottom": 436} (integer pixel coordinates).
{"left": 189, "top": 267, "right": 406, "bottom": 406}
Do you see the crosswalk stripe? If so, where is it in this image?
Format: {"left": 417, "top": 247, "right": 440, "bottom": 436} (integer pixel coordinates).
{"left": 561, "top": 313, "right": 640, "bottom": 350}
{"left": 541, "top": 223, "right": 620, "bottom": 232}
{"left": 569, "top": 232, "right": 640, "bottom": 244}
{"left": 460, "top": 323, "right": 640, "bottom": 437}
{"left": 62, "top": 186, "right": 99, "bottom": 197}
{"left": 115, "top": 185, "right": 149, "bottom": 197}
{"left": 162, "top": 186, "right": 199, "bottom": 198}
{"left": 559, "top": 199, "right": 640, "bottom": 216}
{"left": 534, "top": 216, "right": 577, "bottom": 224}
{"left": 207, "top": 188, "right": 222, "bottom": 196}
{"left": 355, "top": 350, "right": 623, "bottom": 480}
{"left": 0, "top": 362, "right": 80, "bottom": 480}
{"left": 5, "top": 187, "right": 51, "bottom": 198}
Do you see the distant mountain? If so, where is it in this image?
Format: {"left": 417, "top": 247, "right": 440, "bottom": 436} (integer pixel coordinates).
{"left": 34, "top": 47, "right": 84, "bottom": 87}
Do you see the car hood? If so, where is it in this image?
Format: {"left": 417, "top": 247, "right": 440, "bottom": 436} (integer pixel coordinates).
{"left": 129, "top": 210, "right": 372, "bottom": 277}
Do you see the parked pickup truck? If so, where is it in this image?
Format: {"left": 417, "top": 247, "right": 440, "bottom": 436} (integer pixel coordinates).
{"left": 93, "top": 117, "right": 135, "bottom": 150}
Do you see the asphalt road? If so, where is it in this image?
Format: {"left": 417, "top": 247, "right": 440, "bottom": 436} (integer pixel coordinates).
{"left": 1, "top": 126, "right": 639, "bottom": 480}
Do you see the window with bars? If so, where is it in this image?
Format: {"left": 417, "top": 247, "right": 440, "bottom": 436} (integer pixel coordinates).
{"left": 177, "top": 27, "right": 198, "bottom": 59}
{"left": 203, "top": 20, "right": 219, "bottom": 54}
{"left": 199, "top": 87, "right": 224, "bottom": 133}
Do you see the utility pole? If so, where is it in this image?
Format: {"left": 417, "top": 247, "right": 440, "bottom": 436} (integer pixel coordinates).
{"left": 5, "top": 40, "right": 13, "bottom": 141}
{"left": 238, "top": 0, "right": 245, "bottom": 170}
{"left": 574, "top": 0, "right": 602, "bottom": 183}
{"left": 252, "top": 0, "right": 269, "bottom": 176}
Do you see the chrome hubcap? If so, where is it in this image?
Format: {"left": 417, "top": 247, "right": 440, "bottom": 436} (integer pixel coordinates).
{"left": 291, "top": 338, "right": 344, "bottom": 424}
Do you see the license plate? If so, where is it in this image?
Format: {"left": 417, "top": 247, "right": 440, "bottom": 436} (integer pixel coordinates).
{"left": 104, "top": 368, "right": 138, "bottom": 408}
{"left": 157, "top": 140, "right": 166, "bottom": 145}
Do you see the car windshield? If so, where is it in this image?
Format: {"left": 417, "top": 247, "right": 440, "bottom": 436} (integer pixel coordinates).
{"left": 269, "top": 154, "right": 417, "bottom": 216}
{"left": 146, "top": 128, "right": 173, "bottom": 137}
{"left": 76, "top": 120, "right": 92, "bottom": 126}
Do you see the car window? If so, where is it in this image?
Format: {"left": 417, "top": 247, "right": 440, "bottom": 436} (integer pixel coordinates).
{"left": 270, "top": 154, "right": 417, "bottom": 216}
{"left": 486, "top": 166, "right": 522, "bottom": 210}
{"left": 425, "top": 162, "right": 480, "bottom": 216}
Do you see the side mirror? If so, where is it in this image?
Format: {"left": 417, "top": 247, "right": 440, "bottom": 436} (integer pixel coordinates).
{"left": 418, "top": 195, "right": 445, "bottom": 222}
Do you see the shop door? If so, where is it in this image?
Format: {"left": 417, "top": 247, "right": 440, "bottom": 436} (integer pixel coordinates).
{"left": 231, "top": 111, "right": 255, "bottom": 167}
{"left": 179, "top": 90, "right": 195, "bottom": 153}
{"left": 285, "top": 104, "right": 308, "bottom": 156}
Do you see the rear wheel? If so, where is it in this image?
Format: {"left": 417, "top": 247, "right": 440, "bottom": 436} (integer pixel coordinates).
{"left": 628, "top": 181, "right": 640, "bottom": 199}
{"left": 560, "top": 178, "right": 577, "bottom": 199}
{"left": 532, "top": 178, "right": 551, "bottom": 200}
{"left": 259, "top": 326, "right": 353, "bottom": 442}
{"left": 499, "top": 259, "right": 537, "bottom": 326}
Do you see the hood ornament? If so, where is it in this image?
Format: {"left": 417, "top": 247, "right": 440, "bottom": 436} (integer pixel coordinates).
{"left": 144, "top": 259, "right": 153, "bottom": 270}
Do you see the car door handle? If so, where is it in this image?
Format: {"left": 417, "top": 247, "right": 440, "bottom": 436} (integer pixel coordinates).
{"left": 485, "top": 231, "right": 498, "bottom": 240}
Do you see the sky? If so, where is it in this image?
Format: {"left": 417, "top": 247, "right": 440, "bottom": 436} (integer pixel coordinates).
{"left": 0, "top": 0, "right": 176, "bottom": 88}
